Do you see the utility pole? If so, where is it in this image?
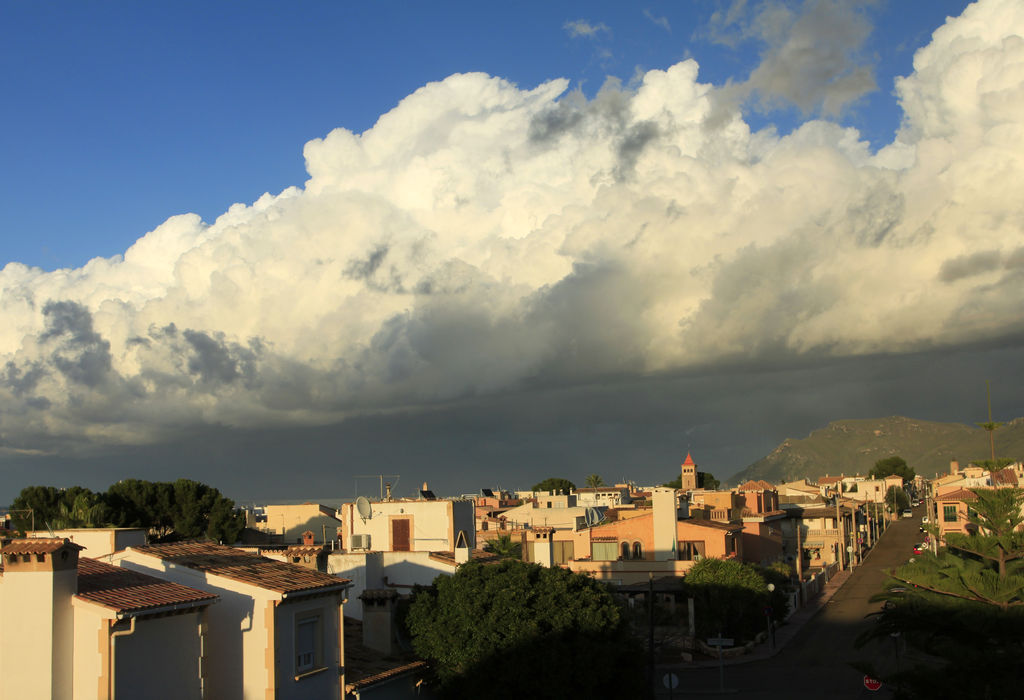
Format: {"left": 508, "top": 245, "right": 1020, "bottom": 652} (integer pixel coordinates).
{"left": 834, "top": 488, "right": 845, "bottom": 571}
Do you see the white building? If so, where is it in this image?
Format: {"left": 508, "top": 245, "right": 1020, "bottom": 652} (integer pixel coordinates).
{"left": 339, "top": 497, "right": 474, "bottom": 554}
{"left": 333, "top": 497, "right": 476, "bottom": 619}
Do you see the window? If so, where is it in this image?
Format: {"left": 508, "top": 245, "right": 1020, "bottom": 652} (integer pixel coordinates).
{"left": 295, "top": 615, "right": 321, "bottom": 675}
{"left": 632, "top": 542, "right": 643, "bottom": 560}
{"left": 678, "top": 541, "right": 705, "bottom": 561}
{"left": 593, "top": 542, "right": 618, "bottom": 561}
{"left": 553, "top": 540, "right": 574, "bottom": 565}
{"left": 621, "top": 542, "right": 630, "bottom": 560}
{"left": 943, "top": 505, "right": 957, "bottom": 523}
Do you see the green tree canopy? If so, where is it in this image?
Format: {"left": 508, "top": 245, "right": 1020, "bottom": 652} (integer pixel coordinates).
{"left": 885, "top": 485, "right": 910, "bottom": 513}
{"left": 11, "top": 486, "right": 110, "bottom": 530}
{"left": 869, "top": 455, "right": 915, "bottom": 482}
{"left": 584, "top": 473, "right": 605, "bottom": 487}
{"left": 10, "top": 479, "right": 244, "bottom": 543}
{"left": 406, "top": 560, "right": 647, "bottom": 698}
{"left": 683, "top": 558, "right": 783, "bottom": 640}
{"left": 531, "top": 477, "right": 576, "bottom": 494}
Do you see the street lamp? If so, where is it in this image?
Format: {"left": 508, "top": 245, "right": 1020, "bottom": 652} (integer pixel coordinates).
{"left": 765, "top": 583, "right": 776, "bottom": 652}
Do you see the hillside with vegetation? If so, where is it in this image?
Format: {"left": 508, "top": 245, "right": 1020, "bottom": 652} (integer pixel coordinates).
{"left": 728, "top": 416, "right": 1024, "bottom": 486}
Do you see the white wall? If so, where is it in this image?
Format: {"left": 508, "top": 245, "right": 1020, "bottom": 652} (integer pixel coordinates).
{"left": 0, "top": 566, "right": 76, "bottom": 700}
{"left": 274, "top": 597, "right": 342, "bottom": 700}
{"left": 27, "top": 529, "right": 147, "bottom": 558}
{"left": 113, "top": 611, "right": 205, "bottom": 700}
{"left": 327, "top": 551, "right": 453, "bottom": 620}
{"left": 343, "top": 500, "right": 471, "bottom": 552}
{"left": 113, "top": 552, "right": 275, "bottom": 700}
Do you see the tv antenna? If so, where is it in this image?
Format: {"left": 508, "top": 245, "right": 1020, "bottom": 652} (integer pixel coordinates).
{"left": 355, "top": 474, "right": 400, "bottom": 501}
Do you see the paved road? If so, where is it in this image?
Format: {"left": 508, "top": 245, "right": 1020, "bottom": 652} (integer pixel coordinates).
{"left": 656, "top": 508, "right": 925, "bottom": 699}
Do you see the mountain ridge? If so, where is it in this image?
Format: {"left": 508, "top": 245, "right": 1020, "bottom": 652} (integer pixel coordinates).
{"left": 727, "top": 415, "right": 1024, "bottom": 486}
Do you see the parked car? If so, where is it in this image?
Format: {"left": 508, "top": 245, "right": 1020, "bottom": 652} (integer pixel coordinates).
{"left": 902, "top": 509, "right": 913, "bottom": 518}
{"left": 913, "top": 543, "right": 925, "bottom": 554}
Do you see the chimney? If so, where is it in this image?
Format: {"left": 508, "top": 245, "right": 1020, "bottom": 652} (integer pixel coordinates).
{"left": 652, "top": 488, "right": 678, "bottom": 561}
{"left": 530, "top": 529, "right": 554, "bottom": 568}
{"left": 950, "top": 460, "right": 959, "bottom": 474}
{"left": 359, "top": 589, "right": 399, "bottom": 655}
{"left": 0, "top": 539, "right": 82, "bottom": 700}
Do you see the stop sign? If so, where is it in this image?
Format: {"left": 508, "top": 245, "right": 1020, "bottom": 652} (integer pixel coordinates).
{"left": 863, "top": 675, "right": 882, "bottom": 691}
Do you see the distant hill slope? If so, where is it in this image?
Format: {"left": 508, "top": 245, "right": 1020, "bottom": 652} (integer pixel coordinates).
{"left": 729, "top": 416, "right": 1024, "bottom": 486}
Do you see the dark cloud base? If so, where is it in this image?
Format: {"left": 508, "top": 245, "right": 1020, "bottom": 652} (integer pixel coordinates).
{"left": 3, "top": 339, "right": 1022, "bottom": 507}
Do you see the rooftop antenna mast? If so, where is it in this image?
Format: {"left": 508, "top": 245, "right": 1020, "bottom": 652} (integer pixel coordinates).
{"left": 355, "top": 475, "right": 401, "bottom": 501}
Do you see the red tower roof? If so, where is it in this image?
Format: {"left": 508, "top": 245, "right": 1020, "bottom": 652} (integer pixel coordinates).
{"left": 682, "top": 452, "right": 695, "bottom": 466}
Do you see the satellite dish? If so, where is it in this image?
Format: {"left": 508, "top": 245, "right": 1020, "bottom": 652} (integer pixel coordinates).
{"left": 585, "top": 507, "right": 601, "bottom": 527}
{"left": 355, "top": 496, "right": 372, "bottom": 522}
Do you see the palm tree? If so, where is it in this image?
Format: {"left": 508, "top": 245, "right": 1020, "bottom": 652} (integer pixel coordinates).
{"left": 52, "top": 492, "right": 107, "bottom": 529}
{"left": 977, "top": 380, "right": 1003, "bottom": 461}
{"left": 483, "top": 535, "right": 522, "bottom": 559}
{"left": 585, "top": 473, "right": 605, "bottom": 488}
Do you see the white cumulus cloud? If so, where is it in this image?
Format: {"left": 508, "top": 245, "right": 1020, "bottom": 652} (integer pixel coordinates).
{"left": 1, "top": 0, "right": 1023, "bottom": 455}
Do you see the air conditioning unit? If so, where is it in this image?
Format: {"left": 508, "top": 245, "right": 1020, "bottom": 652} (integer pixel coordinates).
{"left": 349, "top": 534, "right": 371, "bottom": 550}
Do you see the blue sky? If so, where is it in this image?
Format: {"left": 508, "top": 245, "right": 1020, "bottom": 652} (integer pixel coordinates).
{"left": 3, "top": 0, "right": 1023, "bottom": 505}
{"left": 3, "top": 1, "right": 969, "bottom": 271}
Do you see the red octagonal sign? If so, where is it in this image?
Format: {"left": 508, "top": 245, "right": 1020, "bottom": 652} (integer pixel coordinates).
{"left": 863, "top": 675, "right": 882, "bottom": 691}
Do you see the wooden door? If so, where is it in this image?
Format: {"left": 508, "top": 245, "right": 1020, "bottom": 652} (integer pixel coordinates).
{"left": 391, "top": 518, "right": 411, "bottom": 551}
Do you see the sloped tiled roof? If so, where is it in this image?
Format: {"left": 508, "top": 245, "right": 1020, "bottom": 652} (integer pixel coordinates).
{"left": 683, "top": 452, "right": 696, "bottom": 466}
{"left": 680, "top": 519, "right": 742, "bottom": 532}
{"left": 76, "top": 558, "right": 217, "bottom": 615}
{"left": 817, "top": 476, "right": 843, "bottom": 485}
{"left": 428, "top": 549, "right": 500, "bottom": 567}
{"left": 990, "top": 468, "right": 1019, "bottom": 487}
{"left": 937, "top": 488, "right": 977, "bottom": 502}
{"left": 127, "top": 542, "right": 350, "bottom": 595}
{"left": 1, "top": 538, "right": 85, "bottom": 556}
{"left": 344, "top": 616, "right": 427, "bottom": 690}
{"left": 737, "top": 480, "right": 776, "bottom": 492}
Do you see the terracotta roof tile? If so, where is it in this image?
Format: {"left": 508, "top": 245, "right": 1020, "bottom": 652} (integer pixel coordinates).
{"left": 991, "top": 468, "right": 1019, "bottom": 486}
{"left": 346, "top": 661, "right": 428, "bottom": 691}
{"left": 127, "top": 542, "right": 350, "bottom": 595}
{"left": 683, "top": 452, "right": 696, "bottom": 466}
{"left": 1, "top": 538, "right": 85, "bottom": 556}
{"left": 737, "top": 480, "right": 777, "bottom": 492}
{"left": 343, "top": 616, "right": 425, "bottom": 688}
{"left": 680, "top": 519, "right": 742, "bottom": 532}
{"left": 937, "top": 488, "right": 977, "bottom": 502}
{"left": 76, "top": 558, "right": 217, "bottom": 615}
